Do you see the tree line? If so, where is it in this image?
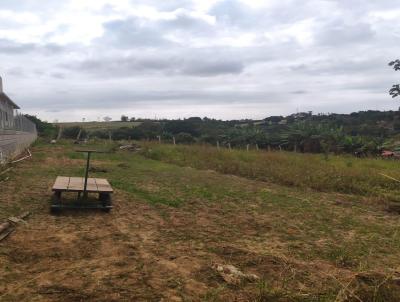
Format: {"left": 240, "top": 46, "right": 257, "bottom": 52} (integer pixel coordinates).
{"left": 48, "top": 110, "right": 400, "bottom": 155}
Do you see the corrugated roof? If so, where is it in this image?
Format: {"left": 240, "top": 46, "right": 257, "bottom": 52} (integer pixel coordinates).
{"left": 0, "top": 92, "right": 20, "bottom": 109}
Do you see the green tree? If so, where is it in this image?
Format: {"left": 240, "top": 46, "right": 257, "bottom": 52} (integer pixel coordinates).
{"left": 175, "top": 132, "right": 195, "bottom": 144}
{"left": 389, "top": 60, "right": 400, "bottom": 98}
{"left": 62, "top": 126, "right": 86, "bottom": 139}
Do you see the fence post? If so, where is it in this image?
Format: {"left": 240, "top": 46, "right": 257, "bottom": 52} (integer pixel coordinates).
{"left": 108, "top": 131, "right": 112, "bottom": 143}
{"left": 217, "top": 141, "right": 220, "bottom": 150}
{"left": 246, "top": 144, "right": 250, "bottom": 152}
{"left": 76, "top": 128, "right": 82, "bottom": 141}
{"left": 173, "top": 136, "right": 176, "bottom": 145}
{"left": 57, "top": 126, "right": 63, "bottom": 140}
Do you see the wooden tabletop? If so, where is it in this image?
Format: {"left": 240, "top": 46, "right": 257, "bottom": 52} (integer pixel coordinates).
{"left": 52, "top": 176, "right": 113, "bottom": 193}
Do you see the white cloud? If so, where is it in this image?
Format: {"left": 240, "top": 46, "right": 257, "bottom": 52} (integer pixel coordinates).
{"left": 0, "top": 0, "right": 398, "bottom": 121}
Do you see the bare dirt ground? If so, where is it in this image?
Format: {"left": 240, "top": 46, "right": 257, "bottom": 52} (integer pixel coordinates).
{"left": 1, "top": 143, "right": 400, "bottom": 301}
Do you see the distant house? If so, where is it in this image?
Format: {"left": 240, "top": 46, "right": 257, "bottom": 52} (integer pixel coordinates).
{"left": 381, "top": 150, "right": 394, "bottom": 158}
{"left": 381, "top": 150, "right": 400, "bottom": 159}
{"left": 0, "top": 77, "right": 20, "bottom": 130}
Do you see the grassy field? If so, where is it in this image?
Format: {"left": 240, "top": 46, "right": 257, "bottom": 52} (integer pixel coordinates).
{"left": 141, "top": 143, "right": 400, "bottom": 202}
{"left": 1, "top": 141, "right": 400, "bottom": 301}
{"left": 56, "top": 121, "right": 142, "bottom": 130}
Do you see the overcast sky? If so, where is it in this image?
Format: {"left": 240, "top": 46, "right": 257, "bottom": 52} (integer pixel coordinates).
{"left": 0, "top": 0, "right": 399, "bottom": 122}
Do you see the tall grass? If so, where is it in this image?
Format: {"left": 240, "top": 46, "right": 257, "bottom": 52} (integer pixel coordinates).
{"left": 140, "top": 143, "right": 400, "bottom": 201}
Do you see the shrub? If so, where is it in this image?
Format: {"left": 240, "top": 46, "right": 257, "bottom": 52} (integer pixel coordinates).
{"left": 175, "top": 132, "right": 195, "bottom": 144}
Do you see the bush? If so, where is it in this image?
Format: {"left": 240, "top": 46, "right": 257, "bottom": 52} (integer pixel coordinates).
{"left": 24, "top": 114, "right": 57, "bottom": 138}
{"left": 175, "top": 132, "right": 195, "bottom": 144}
{"left": 63, "top": 126, "right": 86, "bottom": 139}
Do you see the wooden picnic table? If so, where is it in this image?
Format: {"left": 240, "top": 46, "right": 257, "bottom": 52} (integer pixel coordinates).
{"left": 51, "top": 176, "right": 113, "bottom": 211}
{"left": 52, "top": 176, "right": 113, "bottom": 193}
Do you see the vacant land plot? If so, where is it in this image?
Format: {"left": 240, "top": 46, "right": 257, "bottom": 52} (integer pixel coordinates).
{"left": 1, "top": 142, "right": 400, "bottom": 301}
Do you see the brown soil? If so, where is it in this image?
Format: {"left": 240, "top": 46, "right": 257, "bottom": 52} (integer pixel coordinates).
{"left": 1, "top": 145, "right": 400, "bottom": 301}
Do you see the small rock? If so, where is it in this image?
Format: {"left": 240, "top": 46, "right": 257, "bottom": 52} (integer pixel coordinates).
{"left": 212, "top": 263, "right": 259, "bottom": 285}
{"left": 119, "top": 144, "right": 142, "bottom": 152}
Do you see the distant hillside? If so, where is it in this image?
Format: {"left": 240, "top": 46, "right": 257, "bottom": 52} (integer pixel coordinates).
{"left": 53, "top": 110, "right": 400, "bottom": 154}
{"left": 56, "top": 121, "right": 142, "bottom": 130}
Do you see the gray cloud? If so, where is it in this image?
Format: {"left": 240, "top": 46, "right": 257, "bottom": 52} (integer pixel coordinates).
{"left": 67, "top": 51, "right": 245, "bottom": 77}
{"left": 0, "top": 0, "right": 64, "bottom": 12}
{"left": 209, "top": 0, "right": 261, "bottom": 29}
{"left": 99, "top": 18, "right": 174, "bottom": 48}
{"left": 0, "top": 0, "right": 397, "bottom": 121}
{"left": 24, "top": 88, "right": 285, "bottom": 111}
{"left": 291, "top": 90, "right": 308, "bottom": 95}
{"left": 0, "top": 38, "right": 68, "bottom": 56}
{"left": 181, "top": 58, "right": 244, "bottom": 76}
{"left": 316, "top": 21, "right": 375, "bottom": 46}
{"left": 0, "top": 39, "right": 36, "bottom": 54}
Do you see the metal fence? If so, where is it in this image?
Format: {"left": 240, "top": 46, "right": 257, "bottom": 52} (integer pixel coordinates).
{"left": 12, "top": 113, "right": 37, "bottom": 133}
{"left": 0, "top": 114, "right": 37, "bottom": 163}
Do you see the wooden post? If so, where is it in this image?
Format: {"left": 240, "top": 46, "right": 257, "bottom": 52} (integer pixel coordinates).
{"left": 246, "top": 144, "right": 250, "bottom": 152}
{"left": 173, "top": 136, "right": 176, "bottom": 145}
{"left": 279, "top": 145, "right": 282, "bottom": 152}
{"left": 256, "top": 144, "right": 259, "bottom": 151}
{"left": 76, "top": 128, "right": 82, "bottom": 141}
{"left": 57, "top": 126, "right": 63, "bottom": 140}
{"left": 83, "top": 151, "right": 91, "bottom": 199}
{"left": 217, "top": 141, "right": 220, "bottom": 150}
{"left": 228, "top": 143, "right": 231, "bottom": 150}
{"left": 157, "top": 136, "right": 161, "bottom": 144}
{"left": 108, "top": 131, "right": 112, "bottom": 143}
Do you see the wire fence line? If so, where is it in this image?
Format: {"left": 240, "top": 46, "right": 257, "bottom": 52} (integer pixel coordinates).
{"left": 12, "top": 113, "right": 37, "bottom": 133}
{"left": 0, "top": 114, "right": 37, "bottom": 163}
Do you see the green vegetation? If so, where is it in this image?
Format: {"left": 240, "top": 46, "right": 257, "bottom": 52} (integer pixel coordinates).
{"left": 141, "top": 143, "right": 400, "bottom": 201}
{"left": 1, "top": 140, "right": 400, "bottom": 300}
{"left": 24, "top": 114, "right": 57, "bottom": 138}
{"left": 389, "top": 59, "right": 400, "bottom": 98}
{"left": 56, "top": 110, "right": 400, "bottom": 155}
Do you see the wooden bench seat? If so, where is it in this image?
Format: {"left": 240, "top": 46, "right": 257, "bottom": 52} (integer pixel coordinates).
{"left": 52, "top": 176, "right": 113, "bottom": 193}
